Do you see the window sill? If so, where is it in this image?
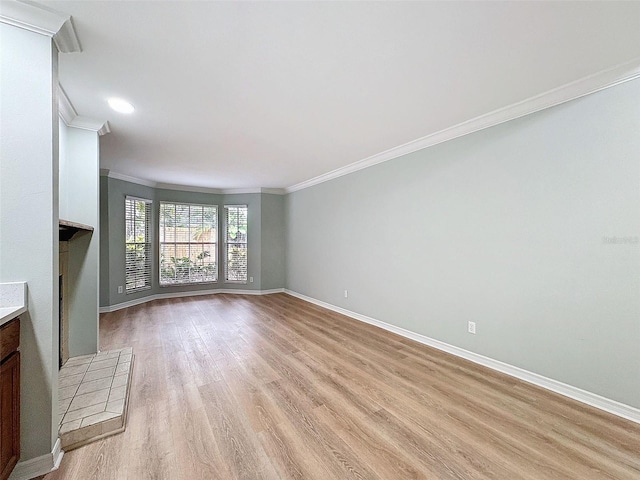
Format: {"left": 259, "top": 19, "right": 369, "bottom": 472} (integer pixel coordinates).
{"left": 159, "top": 281, "right": 218, "bottom": 288}
{"left": 126, "top": 286, "right": 151, "bottom": 295}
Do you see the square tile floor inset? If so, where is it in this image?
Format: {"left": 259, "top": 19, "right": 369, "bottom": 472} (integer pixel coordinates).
{"left": 58, "top": 347, "right": 134, "bottom": 450}
{"left": 83, "top": 366, "right": 117, "bottom": 383}
{"left": 88, "top": 357, "right": 118, "bottom": 371}
{"left": 76, "top": 376, "right": 113, "bottom": 396}
{"left": 59, "top": 372, "right": 86, "bottom": 388}
{"left": 68, "top": 388, "right": 110, "bottom": 412}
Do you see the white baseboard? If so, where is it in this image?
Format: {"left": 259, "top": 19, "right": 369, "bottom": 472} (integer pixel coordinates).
{"left": 99, "top": 288, "right": 285, "bottom": 313}
{"left": 9, "top": 438, "right": 63, "bottom": 480}
{"left": 284, "top": 289, "right": 640, "bottom": 425}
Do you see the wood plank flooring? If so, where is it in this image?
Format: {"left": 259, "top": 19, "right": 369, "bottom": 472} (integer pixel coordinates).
{"left": 43, "top": 293, "right": 640, "bottom": 480}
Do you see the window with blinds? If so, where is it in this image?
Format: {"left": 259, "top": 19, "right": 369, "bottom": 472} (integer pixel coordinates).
{"left": 125, "top": 197, "right": 152, "bottom": 293}
{"left": 159, "top": 202, "right": 218, "bottom": 285}
{"left": 225, "top": 205, "right": 248, "bottom": 283}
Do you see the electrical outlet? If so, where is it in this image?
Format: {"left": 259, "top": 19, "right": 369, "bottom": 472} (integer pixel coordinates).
{"left": 117, "top": 286, "right": 123, "bottom": 294}
{"left": 249, "top": 276, "right": 254, "bottom": 283}
{"left": 468, "top": 321, "right": 476, "bottom": 334}
{"left": 344, "top": 290, "right": 348, "bottom": 298}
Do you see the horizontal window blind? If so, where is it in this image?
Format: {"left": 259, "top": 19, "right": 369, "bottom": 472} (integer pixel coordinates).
{"left": 159, "top": 202, "right": 218, "bottom": 285}
{"left": 225, "top": 205, "right": 248, "bottom": 283}
{"left": 125, "top": 196, "right": 152, "bottom": 293}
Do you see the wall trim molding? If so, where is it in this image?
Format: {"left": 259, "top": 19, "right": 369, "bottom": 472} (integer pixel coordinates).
{"left": 69, "top": 116, "right": 111, "bottom": 136}
{"left": 155, "top": 182, "right": 226, "bottom": 194}
{"left": 57, "top": 84, "right": 77, "bottom": 126}
{"left": 285, "top": 56, "right": 640, "bottom": 193}
{"left": 9, "top": 438, "right": 63, "bottom": 480}
{"left": 259, "top": 188, "right": 286, "bottom": 195}
{"left": 0, "top": 0, "right": 81, "bottom": 53}
{"left": 58, "top": 84, "right": 110, "bottom": 135}
{"left": 220, "top": 187, "right": 287, "bottom": 195}
{"left": 101, "top": 170, "right": 287, "bottom": 195}
{"left": 284, "top": 289, "right": 640, "bottom": 425}
{"left": 102, "top": 170, "right": 157, "bottom": 188}
{"left": 99, "top": 288, "right": 285, "bottom": 313}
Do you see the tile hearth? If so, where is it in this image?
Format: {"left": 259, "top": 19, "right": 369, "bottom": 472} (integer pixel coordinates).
{"left": 58, "top": 347, "right": 133, "bottom": 450}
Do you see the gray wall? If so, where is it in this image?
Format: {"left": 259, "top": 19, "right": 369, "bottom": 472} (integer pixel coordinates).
{"left": 99, "top": 178, "right": 286, "bottom": 307}
{"left": 261, "top": 194, "right": 286, "bottom": 290}
{"left": 59, "top": 123, "right": 100, "bottom": 356}
{"left": 103, "top": 178, "right": 156, "bottom": 307}
{"left": 99, "top": 175, "right": 110, "bottom": 307}
{"left": 285, "top": 78, "right": 640, "bottom": 409}
{"left": 0, "top": 23, "right": 59, "bottom": 460}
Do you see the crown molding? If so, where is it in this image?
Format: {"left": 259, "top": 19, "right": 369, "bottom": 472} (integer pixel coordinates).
{"left": 69, "top": 115, "right": 111, "bottom": 135}
{"left": 261, "top": 188, "right": 286, "bottom": 195}
{"left": 0, "top": 0, "right": 81, "bottom": 53}
{"left": 222, "top": 188, "right": 262, "bottom": 195}
{"left": 285, "top": 56, "right": 640, "bottom": 193}
{"left": 104, "top": 171, "right": 286, "bottom": 195}
{"left": 57, "top": 84, "right": 77, "bottom": 125}
{"left": 106, "top": 171, "right": 157, "bottom": 188}
{"left": 96, "top": 122, "right": 111, "bottom": 136}
{"left": 155, "top": 182, "right": 223, "bottom": 194}
{"left": 221, "top": 187, "right": 285, "bottom": 195}
{"left": 58, "top": 84, "right": 110, "bottom": 135}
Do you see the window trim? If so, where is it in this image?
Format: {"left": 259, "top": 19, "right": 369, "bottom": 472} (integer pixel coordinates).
{"left": 125, "top": 196, "right": 152, "bottom": 294}
{"left": 224, "top": 204, "right": 248, "bottom": 284}
{"left": 159, "top": 201, "right": 219, "bottom": 286}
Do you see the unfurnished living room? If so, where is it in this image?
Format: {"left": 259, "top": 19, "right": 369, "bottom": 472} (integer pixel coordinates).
{"left": 1, "top": 1, "right": 639, "bottom": 479}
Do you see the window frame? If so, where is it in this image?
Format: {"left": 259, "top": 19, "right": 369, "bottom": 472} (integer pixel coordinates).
{"left": 224, "top": 204, "right": 248, "bottom": 284}
{"left": 125, "top": 196, "right": 152, "bottom": 294}
{"left": 159, "top": 201, "right": 219, "bottom": 286}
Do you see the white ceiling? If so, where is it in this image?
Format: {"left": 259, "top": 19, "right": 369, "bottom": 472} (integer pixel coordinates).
{"left": 41, "top": 1, "right": 640, "bottom": 190}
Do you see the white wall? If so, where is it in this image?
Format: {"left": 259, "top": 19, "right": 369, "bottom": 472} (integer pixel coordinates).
{"left": 59, "top": 122, "right": 100, "bottom": 356}
{"left": 0, "top": 23, "right": 59, "bottom": 459}
{"left": 285, "top": 78, "right": 640, "bottom": 409}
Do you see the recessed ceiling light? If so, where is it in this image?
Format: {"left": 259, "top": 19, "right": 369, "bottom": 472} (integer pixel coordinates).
{"left": 107, "top": 97, "right": 135, "bottom": 114}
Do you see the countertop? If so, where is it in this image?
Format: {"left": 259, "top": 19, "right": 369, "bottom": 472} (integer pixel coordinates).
{"left": 0, "top": 282, "right": 27, "bottom": 327}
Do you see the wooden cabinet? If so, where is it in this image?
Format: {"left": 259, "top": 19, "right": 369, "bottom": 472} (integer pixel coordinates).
{"left": 0, "top": 318, "right": 19, "bottom": 480}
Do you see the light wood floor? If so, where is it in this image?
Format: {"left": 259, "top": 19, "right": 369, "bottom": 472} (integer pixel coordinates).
{"left": 43, "top": 293, "right": 640, "bottom": 480}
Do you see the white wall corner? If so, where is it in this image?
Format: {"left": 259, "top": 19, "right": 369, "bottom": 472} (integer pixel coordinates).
{"left": 9, "top": 438, "right": 63, "bottom": 480}
{"left": 0, "top": 1, "right": 81, "bottom": 53}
